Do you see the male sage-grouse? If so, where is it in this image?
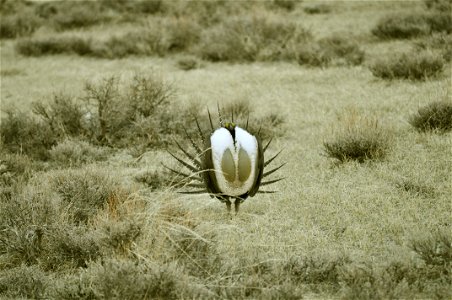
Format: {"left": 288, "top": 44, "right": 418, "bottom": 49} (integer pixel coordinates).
{"left": 164, "top": 105, "right": 284, "bottom": 214}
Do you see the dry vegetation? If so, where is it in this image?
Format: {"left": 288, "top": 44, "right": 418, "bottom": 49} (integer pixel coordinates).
{"left": 1, "top": 0, "right": 451, "bottom": 299}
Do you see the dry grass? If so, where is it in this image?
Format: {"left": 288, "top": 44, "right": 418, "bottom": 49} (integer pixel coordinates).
{"left": 1, "top": 1, "right": 451, "bottom": 298}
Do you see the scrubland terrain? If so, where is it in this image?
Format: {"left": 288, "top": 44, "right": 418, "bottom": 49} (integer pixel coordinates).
{"left": 1, "top": 0, "right": 451, "bottom": 299}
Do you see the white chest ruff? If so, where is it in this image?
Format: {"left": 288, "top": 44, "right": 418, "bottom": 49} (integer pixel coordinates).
{"left": 210, "top": 127, "right": 258, "bottom": 196}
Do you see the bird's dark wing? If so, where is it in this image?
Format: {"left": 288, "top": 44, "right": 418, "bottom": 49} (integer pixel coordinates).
{"left": 248, "top": 136, "right": 264, "bottom": 197}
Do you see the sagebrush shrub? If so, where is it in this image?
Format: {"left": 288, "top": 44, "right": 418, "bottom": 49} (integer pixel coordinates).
{"left": 32, "top": 94, "right": 86, "bottom": 138}
{"left": 0, "top": 10, "right": 42, "bottom": 39}
{"left": 372, "top": 12, "right": 452, "bottom": 39}
{"left": 83, "top": 74, "right": 174, "bottom": 148}
{"left": 424, "top": 0, "right": 452, "bottom": 11}
{"left": 409, "top": 101, "right": 452, "bottom": 132}
{"left": 324, "top": 114, "right": 390, "bottom": 162}
{"left": 0, "top": 265, "right": 48, "bottom": 298}
{"left": 51, "top": 168, "right": 118, "bottom": 223}
{"left": 51, "top": 3, "right": 109, "bottom": 30}
{"left": 198, "top": 14, "right": 312, "bottom": 62}
{"left": 71, "top": 259, "right": 185, "bottom": 299}
{"left": 369, "top": 50, "right": 444, "bottom": 80}
{"left": 303, "top": 3, "right": 331, "bottom": 14}
{"left": 49, "top": 139, "right": 109, "bottom": 167}
{"left": 318, "top": 36, "right": 365, "bottom": 66}
{"left": 297, "top": 36, "right": 364, "bottom": 67}
{"left": 177, "top": 56, "right": 202, "bottom": 70}
{"left": 415, "top": 33, "right": 452, "bottom": 62}
{"left": 16, "top": 36, "right": 92, "bottom": 56}
{"left": 0, "top": 109, "right": 56, "bottom": 159}
{"left": 372, "top": 14, "right": 431, "bottom": 39}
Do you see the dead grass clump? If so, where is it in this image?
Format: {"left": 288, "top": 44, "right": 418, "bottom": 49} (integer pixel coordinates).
{"left": 409, "top": 101, "right": 452, "bottom": 133}
{"left": 369, "top": 50, "right": 444, "bottom": 80}
{"left": 324, "top": 114, "right": 390, "bottom": 163}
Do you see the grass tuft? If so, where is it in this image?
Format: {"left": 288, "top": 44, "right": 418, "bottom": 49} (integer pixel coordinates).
{"left": 409, "top": 100, "right": 452, "bottom": 132}
{"left": 324, "top": 113, "right": 391, "bottom": 163}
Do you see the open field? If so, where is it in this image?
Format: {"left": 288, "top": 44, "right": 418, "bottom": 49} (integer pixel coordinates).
{"left": 1, "top": 0, "right": 451, "bottom": 299}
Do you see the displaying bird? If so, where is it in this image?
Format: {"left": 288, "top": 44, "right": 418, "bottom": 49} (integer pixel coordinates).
{"left": 164, "top": 105, "right": 284, "bottom": 214}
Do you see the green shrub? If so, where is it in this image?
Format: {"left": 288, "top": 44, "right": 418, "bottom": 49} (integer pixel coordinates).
{"left": 369, "top": 50, "right": 444, "bottom": 80}
{"left": 409, "top": 101, "right": 452, "bottom": 132}
{"left": 16, "top": 36, "right": 92, "bottom": 56}
{"left": 324, "top": 114, "right": 390, "bottom": 163}
{"left": 198, "top": 14, "right": 312, "bottom": 62}
{"left": 0, "top": 10, "right": 42, "bottom": 39}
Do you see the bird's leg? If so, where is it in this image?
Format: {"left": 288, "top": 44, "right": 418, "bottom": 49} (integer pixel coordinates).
{"left": 225, "top": 200, "right": 232, "bottom": 214}
{"left": 234, "top": 200, "right": 241, "bottom": 215}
